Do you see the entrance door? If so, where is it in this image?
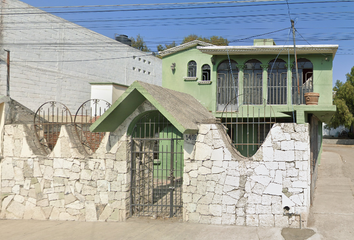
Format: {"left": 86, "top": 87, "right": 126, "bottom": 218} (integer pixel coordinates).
{"left": 130, "top": 112, "right": 184, "bottom": 218}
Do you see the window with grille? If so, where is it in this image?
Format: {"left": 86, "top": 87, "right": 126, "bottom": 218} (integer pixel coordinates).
{"left": 202, "top": 64, "right": 210, "bottom": 81}
{"left": 243, "top": 59, "right": 263, "bottom": 105}
{"left": 188, "top": 60, "right": 197, "bottom": 77}
{"left": 268, "top": 59, "right": 287, "bottom": 105}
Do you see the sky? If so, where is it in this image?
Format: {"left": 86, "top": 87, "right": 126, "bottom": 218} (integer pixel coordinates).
{"left": 20, "top": 0, "right": 354, "bottom": 85}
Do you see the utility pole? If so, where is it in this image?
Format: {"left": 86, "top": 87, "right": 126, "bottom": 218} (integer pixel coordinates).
{"left": 4, "top": 49, "right": 10, "bottom": 97}
{"left": 291, "top": 20, "right": 300, "bottom": 105}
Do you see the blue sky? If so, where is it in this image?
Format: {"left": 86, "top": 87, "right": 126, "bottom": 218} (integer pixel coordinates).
{"left": 21, "top": 0, "right": 354, "bottom": 84}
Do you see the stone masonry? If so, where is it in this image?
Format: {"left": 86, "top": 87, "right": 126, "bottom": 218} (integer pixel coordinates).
{"left": 0, "top": 103, "right": 311, "bottom": 227}
{"left": 0, "top": 101, "right": 157, "bottom": 221}
{"left": 183, "top": 123, "right": 310, "bottom": 227}
{"left": 0, "top": 124, "right": 129, "bottom": 221}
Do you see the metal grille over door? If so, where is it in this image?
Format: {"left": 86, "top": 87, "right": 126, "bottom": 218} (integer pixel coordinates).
{"left": 130, "top": 111, "right": 184, "bottom": 218}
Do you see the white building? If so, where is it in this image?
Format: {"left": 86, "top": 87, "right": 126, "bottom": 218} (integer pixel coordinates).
{"left": 0, "top": 0, "right": 161, "bottom": 112}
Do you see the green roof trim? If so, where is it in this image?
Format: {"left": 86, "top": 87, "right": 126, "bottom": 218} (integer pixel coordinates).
{"left": 90, "top": 81, "right": 215, "bottom": 134}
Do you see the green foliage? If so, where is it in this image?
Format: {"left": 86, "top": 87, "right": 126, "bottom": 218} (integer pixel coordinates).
{"left": 130, "top": 34, "right": 150, "bottom": 52}
{"left": 157, "top": 41, "right": 177, "bottom": 52}
{"left": 327, "top": 66, "right": 354, "bottom": 129}
{"left": 181, "top": 34, "right": 229, "bottom": 46}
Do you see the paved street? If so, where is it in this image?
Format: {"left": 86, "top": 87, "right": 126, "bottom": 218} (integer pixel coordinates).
{"left": 308, "top": 144, "right": 354, "bottom": 240}
{"left": 0, "top": 144, "right": 353, "bottom": 240}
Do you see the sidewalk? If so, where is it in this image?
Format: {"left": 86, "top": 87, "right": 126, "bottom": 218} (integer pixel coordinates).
{"left": 0, "top": 217, "right": 286, "bottom": 240}
{"left": 308, "top": 146, "right": 354, "bottom": 240}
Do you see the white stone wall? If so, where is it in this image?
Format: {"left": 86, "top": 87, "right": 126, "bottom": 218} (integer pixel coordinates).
{"left": 0, "top": 105, "right": 311, "bottom": 227}
{"left": 0, "top": 100, "right": 157, "bottom": 221}
{"left": 0, "top": 124, "right": 129, "bottom": 221}
{"left": 183, "top": 123, "right": 310, "bottom": 227}
{"left": 0, "top": 0, "right": 161, "bottom": 112}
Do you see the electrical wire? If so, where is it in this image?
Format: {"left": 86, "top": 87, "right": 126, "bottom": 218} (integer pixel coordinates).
{"left": 1, "top": 0, "right": 353, "bottom": 16}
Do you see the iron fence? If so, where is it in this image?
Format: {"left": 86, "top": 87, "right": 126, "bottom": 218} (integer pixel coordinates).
{"left": 221, "top": 95, "right": 276, "bottom": 157}
{"left": 34, "top": 101, "right": 72, "bottom": 154}
{"left": 34, "top": 99, "right": 111, "bottom": 155}
{"left": 74, "top": 99, "right": 111, "bottom": 154}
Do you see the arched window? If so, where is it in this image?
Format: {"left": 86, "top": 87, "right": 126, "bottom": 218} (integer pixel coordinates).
{"left": 268, "top": 59, "right": 287, "bottom": 105}
{"left": 243, "top": 59, "right": 262, "bottom": 105}
{"left": 188, "top": 61, "right": 197, "bottom": 77}
{"left": 292, "top": 58, "right": 313, "bottom": 104}
{"left": 202, "top": 64, "right": 210, "bottom": 81}
{"left": 217, "top": 60, "right": 238, "bottom": 111}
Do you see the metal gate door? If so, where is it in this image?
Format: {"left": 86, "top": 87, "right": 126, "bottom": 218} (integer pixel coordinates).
{"left": 130, "top": 112, "right": 183, "bottom": 218}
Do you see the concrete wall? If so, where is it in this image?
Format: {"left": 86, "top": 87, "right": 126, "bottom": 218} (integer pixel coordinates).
{"left": 323, "top": 124, "right": 347, "bottom": 138}
{"left": 183, "top": 123, "right": 310, "bottom": 227}
{"left": 0, "top": 0, "right": 161, "bottom": 113}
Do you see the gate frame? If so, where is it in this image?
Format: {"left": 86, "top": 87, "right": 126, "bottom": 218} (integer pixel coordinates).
{"left": 128, "top": 111, "right": 184, "bottom": 218}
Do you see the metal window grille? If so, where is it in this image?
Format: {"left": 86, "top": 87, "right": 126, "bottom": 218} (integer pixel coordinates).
{"left": 130, "top": 111, "right": 183, "bottom": 218}
{"left": 202, "top": 64, "right": 210, "bottom": 80}
{"left": 188, "top": 60, "right": 197, "bottom": 77}
{"left": 243, "top": 59, "right": 263, "bottom": 105}
{"left": 268, "top": 59, "right": 287, "bottom": 105}
{"left": 217, "top": 60, "right": 238, "bottom": 111}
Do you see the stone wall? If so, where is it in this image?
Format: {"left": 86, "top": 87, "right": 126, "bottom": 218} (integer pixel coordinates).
{"left": 0, "top": 105, "right": 311, "bottom": 227}
{"left": 0, "top": 124, "right": 129, "bottom": 221}
{"left": 0, "top": 100, "right": 157, "bottom": 221}
{"left": 183, "top": 123, "right": 310, "bottom": 227}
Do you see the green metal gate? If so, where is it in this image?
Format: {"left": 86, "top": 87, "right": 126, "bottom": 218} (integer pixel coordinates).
{"left": 130, "top": 111, "right": 184, "bottom": 218}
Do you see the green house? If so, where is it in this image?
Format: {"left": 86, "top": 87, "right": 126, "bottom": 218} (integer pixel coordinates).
{"left": 159, "top": 39, "right": 338, "bottom": 157}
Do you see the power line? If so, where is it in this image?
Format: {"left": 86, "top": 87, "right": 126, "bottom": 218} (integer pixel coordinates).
{"left": 2, "top": 0, "right": 353, "bottom": 16}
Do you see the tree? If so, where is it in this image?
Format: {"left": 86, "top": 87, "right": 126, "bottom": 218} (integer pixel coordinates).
{"left": 327, "top": 66, "right": 354, "bottom": 129}
{"left": 130, "top": 34, "right": 150, "bottom": 52}
{"left": 181, "top": 34, "right": 229, "bottom": 46}
{"left": 157, "top": 41, "right": 177, "bottom": 52}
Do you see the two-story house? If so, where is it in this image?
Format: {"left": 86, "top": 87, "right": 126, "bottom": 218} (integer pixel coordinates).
{"left": 86, "top": 39, "right": 338, "bottom": 225}
{"left": 159, "top": 39, "right": 338, "bottom": 158}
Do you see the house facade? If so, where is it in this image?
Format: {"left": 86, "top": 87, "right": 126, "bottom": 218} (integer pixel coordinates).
{"left": 160, "top": 39, "right": 337, "bottom": 124}
{"left": 159, "top": 39, "right": 337, "bottom": 159}
{"left": 0, "top": 0, "right": 161, "bottom": 112}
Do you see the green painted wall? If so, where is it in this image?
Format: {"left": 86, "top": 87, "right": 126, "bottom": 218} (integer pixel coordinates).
{"left": 162, "top": 47, "right": 215, "bottom": 111}
{"left": 162, "top": 46, "right": 335, "bottom": 124}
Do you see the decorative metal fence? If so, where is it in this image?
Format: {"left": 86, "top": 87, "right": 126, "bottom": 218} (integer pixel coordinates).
{"left": 34, "top": 101, "right": 72, "bottom": 154}
{"left": 221, "top": 95, "right": 276, "bottom": 157}
{"left": 74, "top": 99, "right": 111, "bottom": 154}
{"left": 34, "top": 99, "right": 111, "bottom": 155}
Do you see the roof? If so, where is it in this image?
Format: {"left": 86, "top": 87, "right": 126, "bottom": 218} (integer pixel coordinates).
{"left": 90, "top": 81, "right": 215, "bottom": 134}
{"left": 89, "top": 82, "right": 129, "bottom": 87}
{"left": 159, "top": 40, "right": 214, "bottom": 57}
{"left": 197, "top": 44, "right": 339, "bottom": 58}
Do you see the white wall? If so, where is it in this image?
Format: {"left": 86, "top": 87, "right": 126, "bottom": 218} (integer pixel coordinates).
{"left": 0, "top": 0, "right": 161, "bottom": 113}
